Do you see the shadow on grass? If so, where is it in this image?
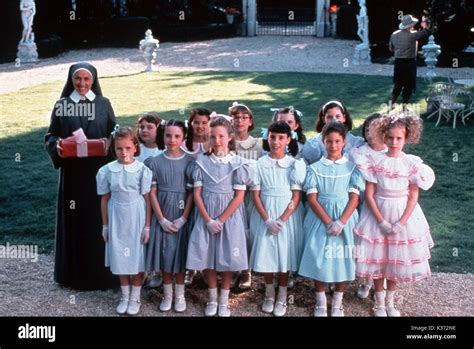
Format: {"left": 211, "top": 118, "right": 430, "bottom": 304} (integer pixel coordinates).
{"left": 1, "top": 71, "right": 472, "bottom": 273}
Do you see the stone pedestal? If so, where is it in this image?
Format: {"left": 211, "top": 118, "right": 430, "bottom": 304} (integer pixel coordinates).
{"left": 353, "top": 44, "right": 371, "bottom": 65}
{"left": 422, "top": 35, "right": 441, "bottom": 79}
{"left": 17, "top": 41, "right": 38, "bottom": 64}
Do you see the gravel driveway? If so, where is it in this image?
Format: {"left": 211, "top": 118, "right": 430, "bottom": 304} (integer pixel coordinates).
{"left": 1, "top": 37, "right": 473, "bottom": 94}
{"left": 0, "top": 254, "right": 472, "bottom": 317}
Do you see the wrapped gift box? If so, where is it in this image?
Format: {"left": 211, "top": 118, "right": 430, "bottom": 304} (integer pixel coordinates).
{"left": 60, "top": 139, "right": 108, "bottom": 158}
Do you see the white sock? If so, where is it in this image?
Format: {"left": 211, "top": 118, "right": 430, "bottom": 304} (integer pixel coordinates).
{"left": 121, "top": 285, "right": 130, "bottom": 300}
{"left": 208, "top": 288, "right": 218, "bottom": 303}
{"left": 219, "top": 288, "right": 230, "bottom": 305}
{"left": 332, "top": 291, "right": 343, "bottom": 308}
{"left": 386, "top": 290, "right": 396, "bottom": 307}
{"left": 277, "top": 286, "right": 287, "bottom": 303}
{"left": 175, "top": 283, "right": 185, "bottom": 297}
{"left": 163, "top": 283, "right": 173, "bottom": 298}
{"left": 130, "top": 286, "right": 141, "bottom": 301}
{"left": 315, "top": 291, "right": 327, "bottom": 307}
{"left": 375, "top": 291, "right": 385, "bottom": 307}
{"left": 265, "top": 283, "right": 275, "bottom": 300}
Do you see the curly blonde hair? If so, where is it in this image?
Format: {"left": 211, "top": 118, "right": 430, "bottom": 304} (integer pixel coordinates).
{"left": 369, "top": 113, "right": 423, "bottom": 146}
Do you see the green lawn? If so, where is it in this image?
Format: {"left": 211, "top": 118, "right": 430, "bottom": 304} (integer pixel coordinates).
{"left": 0, "top": 71, "right": 472, "bottom": 273}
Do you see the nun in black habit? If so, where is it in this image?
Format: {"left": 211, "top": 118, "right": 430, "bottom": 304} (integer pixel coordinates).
{"left": 45, "top": 62, "right": 118, "bottom": 290}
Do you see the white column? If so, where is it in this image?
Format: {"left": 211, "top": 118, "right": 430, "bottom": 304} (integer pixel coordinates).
{"left": 315, "top": 0, "right": 329, "bottom": 37}
{"left": 247, "top": 0, "right": 257, "bottom": 36}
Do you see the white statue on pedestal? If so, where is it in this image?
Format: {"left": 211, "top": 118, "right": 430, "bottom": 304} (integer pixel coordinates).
{"left": 20, "top": 0, "right": 36, "bottom": 44}
{"left": 139, "top": 30, "right": 160, "bottom": 72}
{"left": 356, "top": 0, "right": 369, "bottom": 48}
{"left": 353, "top": 0, "right": 371, "bottom": 65}
{"left": 17, "top": 0, "right": 38, "bottom": 63}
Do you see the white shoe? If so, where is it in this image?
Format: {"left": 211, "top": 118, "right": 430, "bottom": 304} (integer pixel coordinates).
{"left": 314, "top": 305, "right": 327, "bottom": 317}
{"left": 331, "top": 305, "right": 344, "bottom": 317}
{"left": 273, "top": 301, "right": 287, "bottom": 317}
{"left": 262, "top": 298, "right": 275, "bottom": 314}
{"left": 126, "top": 299, "right": 141, "bottom": 315}
{"left": 373, "top": 305, "right": 387, "bottom": 317}
{"left": 116, "top": 298, "right": 129, "bottom": 315}
{"left": 174, "top": 295, "right": 187, "bottom": 313}
{"left": 218, "top": 304, "right": 231, "bottom": 317}
{"left": 204, "top": 301, "right": 218, "bottom": 317}
{"left": 357, "top": 284, "right": 371, "bottom": 299}
{"left": 387, "top": 305, "right": 401, "bottom": 317}
{"left": 160, "top": 296, "right": 172, "bottom": 312}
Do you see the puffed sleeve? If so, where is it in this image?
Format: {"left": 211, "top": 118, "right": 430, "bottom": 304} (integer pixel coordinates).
{"left": 192, "top": 163, "right": 204, "bottom": 187}
{"left": 408, "top": 160, "right": 435, "bottom": 191}
{"left": 290, "top": 159, "right": 307, "bottom": 191}
{"left": 140, "top": 166, "right": 153, "bottom": 195}
{"left": 185, "top": 159, "right": 195, "bottom": 190}
{"left": 358, "top": 166, "right": 377, "bottom": 184}
{"left": 303, "top": 166, "right": 319, "bottom": 194}
{"left": 349, "top": 167, "right": 365, "bottom": 195}
{"left": 144, "top": 157, "right": 157, "bottom": 187}
{"left": 233, "top": 163, "right": 253, "bottom": 191}
{"left": 302, "top": 136, "right": 324, "bottom": 165}
{"left": 248, "top": 160, "right": 260, "bottom": 191}
{"left": 96, "top": 165, "right": 110, "bottom": 195}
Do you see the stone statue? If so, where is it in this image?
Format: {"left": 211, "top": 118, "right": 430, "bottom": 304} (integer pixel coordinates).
{"left": 139, "top": 30, "right": 160, "bottom": 72}
{"left": 20, "top": 0, "right": 36, "bottom": 44}
{"left": 356, "top": 0, "right": 369, "bottom": 48}
{"left": 353, "top": 0, "right": 371, "bottom": 65}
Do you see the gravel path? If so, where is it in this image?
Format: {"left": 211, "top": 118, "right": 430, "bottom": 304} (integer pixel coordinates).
{"left": 1, "top": 36, "right": 473, "bottom": 94}
{"left": 0, "top": 254, "right": 472, "bottom": 317}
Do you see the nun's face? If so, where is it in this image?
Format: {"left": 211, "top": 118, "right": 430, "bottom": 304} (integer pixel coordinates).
{"left": 72, "top": 70, "right": 92, "bottom": 96}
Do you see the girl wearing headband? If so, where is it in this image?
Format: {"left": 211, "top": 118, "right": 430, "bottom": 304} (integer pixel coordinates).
{"left": 302, "top": 100, "right": 364, "bottom": 165}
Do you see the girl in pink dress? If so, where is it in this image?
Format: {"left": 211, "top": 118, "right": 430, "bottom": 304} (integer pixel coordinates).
{"left": 354, "top": 113, "right": 435, "bottom": 317}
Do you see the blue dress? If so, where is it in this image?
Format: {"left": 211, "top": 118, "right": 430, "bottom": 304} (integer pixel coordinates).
{"left": 96, "top": 160, "right": 152, "bottom": 275}
{"left": 144, "top": 153, "right": 195, "bottom": 274}
{"left": 249, "top": 155, "right": 306, "bottom": 273}
{"left": 186, "top": 153, "right": 252, "bottom": 272}
{"left": 298, "top": 156, "right": 364, "bottom": 283}
{"left": 302, "top": 132, "right": 364, "bottom": 165}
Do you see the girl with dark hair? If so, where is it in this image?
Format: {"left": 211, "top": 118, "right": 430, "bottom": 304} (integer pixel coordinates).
{"left": 272, "top": 106, "right": 306, "bottom": 158}
{"left": 145, "top": 119, "right": 194, "bottom": 313}
{"left": 182, "top": 108, "right": 211, "bottom": 158}
{"left": 302, "top": 100, "right": 364, "bottom": 165}
{"left": 299, "top": 121, "right": 364, "bottom": 317}
{"left": 135, "top": 112, "right": 163, "bottom": 163}
{"left": 249, "top": 121, "right": 306, "bottom": 317}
